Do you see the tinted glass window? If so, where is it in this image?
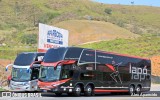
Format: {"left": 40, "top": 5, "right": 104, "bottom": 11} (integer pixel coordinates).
{"left": 43, "top": 48, "right": 67, "bottom": 63}
{"left": 35, "top": 53, "right": 45, "bottom": 61}
{"left": 61, "top": 69, "right": 71, "bottom": 79}
{"left": 31, "top": 67, "right": 40, "bottom": 80}
{"left": 79, "top": 49, "right": 95, "bottom": 64}
{"left": 14, "top": 53, "right": 36, "bottom": 66}
{"left": 64, "top": 47, "right": 83, "bottom": 60}
{"left": 96, "top": 52, "right": 113, "bottom": 64}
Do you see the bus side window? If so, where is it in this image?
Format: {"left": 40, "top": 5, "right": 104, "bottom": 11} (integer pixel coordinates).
{"left": 61, "top": 69, "right": 69, "bottom": 79}
{"left": 35, "top": 56, "right": 43, "bottom": 62}
{"left": 35, "top": 57, "right": 38, "bottom": 61}
{"left": 69, "top": 70, "right": 73, "bottom": 77}
{"left": 62, "top": 70, "right": 73, "bottom": 79}
{"left": 31, "top": 68, "right": 39, "bottom": 80}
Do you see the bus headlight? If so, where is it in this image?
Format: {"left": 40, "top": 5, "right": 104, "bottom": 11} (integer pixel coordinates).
{"left": 52, "top": 84, "right": 60, "bottom": 87}
{"left": 52, "top": 82, "right": 64, "bottom": 87}
{"left": 11, "top": 82, "right": 14, "bottom": 85}
{"left": 23, "top": 82, "right": 29, "bottom": 86}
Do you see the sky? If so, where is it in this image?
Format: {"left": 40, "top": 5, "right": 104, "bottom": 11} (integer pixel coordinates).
{"left": 94, "top": 0, "right": 160, "bottom": 7}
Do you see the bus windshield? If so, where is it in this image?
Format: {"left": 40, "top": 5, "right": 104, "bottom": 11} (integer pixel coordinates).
{"left": 14, "top": 53, "right": 36, "bottom": 66}
{"left": 39, "top": 66, "right": 61, "bottom": 82}
{"left": 43, "top": 48, "right": 67, "bottom": 63}
{"left": 12, "top": 67, "right": 31, "bottom": 82}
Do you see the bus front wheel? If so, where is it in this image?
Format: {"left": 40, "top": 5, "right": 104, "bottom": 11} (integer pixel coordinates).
{"left": 128, "top": 85, "right": 135, "bottom": 95}
{"left": 84, "top": 85, "right": 93, "bottom": 96}
{"left": 73, "top": 85, "right": 81, "bottom": 96}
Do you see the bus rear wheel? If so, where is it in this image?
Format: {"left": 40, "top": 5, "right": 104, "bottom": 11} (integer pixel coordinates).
{"left": 84, "top": 85, "right": 93, "bottom": 96}
{"left": 135, "top": 86, "right": 141, "bottom": 95}
{"left": 73, "top": 85, "right": 81, "bottom": 96}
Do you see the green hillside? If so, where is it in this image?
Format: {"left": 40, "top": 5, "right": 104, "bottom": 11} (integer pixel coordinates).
{"left": 0, "top": 0, "right": 160, "bottom": 59}
{"left": 80, "top": 34, "right": 160, "bottom": 58}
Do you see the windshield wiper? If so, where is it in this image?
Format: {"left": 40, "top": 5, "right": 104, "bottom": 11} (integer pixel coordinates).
{"left": 12, "top": 77, "right": 18, "bottom": 81}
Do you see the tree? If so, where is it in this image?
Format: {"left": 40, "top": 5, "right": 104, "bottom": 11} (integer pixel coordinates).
{"left": 21, "top": 34, "right": 37, "bottom": 44}
{"left": 104, "top": 8, "right": 112, "bottom": 15}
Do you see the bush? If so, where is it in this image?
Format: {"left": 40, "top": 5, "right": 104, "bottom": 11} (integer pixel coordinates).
{"left": 104, "top": 8, "right": 112, "bottom": 15}
{"left": 38, "top": 12, "right": 60, "bottom": 23}
{"left": 116, "top": 20, "right": 125, "bottom": 28}
{"left": 108, "top": 16, "right": 117, "bottom": 24}
{"left": 8, "top": 23, "right": 27, "bottom": 31}
{"left": 131, "top": 25, "right": 143, "bottom": 34}
{"left": 21, "top": 34, "right": 37, "bottom": 44}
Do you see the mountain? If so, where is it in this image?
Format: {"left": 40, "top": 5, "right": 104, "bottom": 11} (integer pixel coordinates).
{"left": 0, "top": 0, "right": 160, "bottom": 46}
{"left": 0, "top": 0, "right": 160, "bottom": 59}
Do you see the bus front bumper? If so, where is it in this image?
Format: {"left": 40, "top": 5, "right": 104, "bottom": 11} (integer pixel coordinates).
{"left": 10, "top": 81, "right": 37, "bottom": 91}
{"left": 10, "top": 84, "right": 31, "bottom": 91}
{"left": 39, "top": 86, "right": 74, "bottom": 93}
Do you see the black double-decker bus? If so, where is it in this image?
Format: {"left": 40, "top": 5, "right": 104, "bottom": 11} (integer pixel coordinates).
{"left": 38, "top": 47, "right": 151, "bottom": 96}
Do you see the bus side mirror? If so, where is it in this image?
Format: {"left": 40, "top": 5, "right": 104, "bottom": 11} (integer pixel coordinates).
{"left": 5, "top": 64, "right": 13, "bottom": 72}
{"left": 5, "top": 68, "right": 8, "bottom": 71}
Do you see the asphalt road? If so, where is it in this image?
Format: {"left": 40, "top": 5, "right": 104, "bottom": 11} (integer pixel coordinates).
{"left": 0, "top": 84, "right": 160, "bottom": 100}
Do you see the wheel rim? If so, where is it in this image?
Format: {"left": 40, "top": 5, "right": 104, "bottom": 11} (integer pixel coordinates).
{"left": 76, "top": 87, "right": 81, "bottom": 94}
{"left": 136, "top": 87, "right": 141, "bottom": 94}
{"left": 130, "top": 86, "right": 134, "bottom": 94}
{"left": 87, "top": 87, "right": 92, "bottom": 93}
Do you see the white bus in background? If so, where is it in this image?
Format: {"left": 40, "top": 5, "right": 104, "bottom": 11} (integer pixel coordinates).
{"left": 6, "top": 52, "right": 44, "bottom": 91}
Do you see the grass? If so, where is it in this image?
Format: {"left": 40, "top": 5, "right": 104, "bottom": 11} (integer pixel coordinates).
{"left": 2, "top": 33, "right": 160, "bottom": 59}
{"left": 0, "top": 46, "right": 36, "bottom": 59}
{"left": 0, "top": 88, "right": 6, "bottom": 91}
{"left": 0, "top": 0, "right": 160, "bottom": 31}
{"left": 0, "top": 0, "right": 160, "bottom": 59}
{"left": 80, "top": 34, "right": 160, "bottom": 58}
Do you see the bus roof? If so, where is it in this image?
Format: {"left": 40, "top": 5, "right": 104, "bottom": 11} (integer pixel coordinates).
{"left": 14, "top": 52, "right": 45, "bottom": 66}
{"left": 66, "top": 47, "right": 149, "bottom": 60}
{"left": 43, "top": 47, "right": 149, "bottom": 64}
